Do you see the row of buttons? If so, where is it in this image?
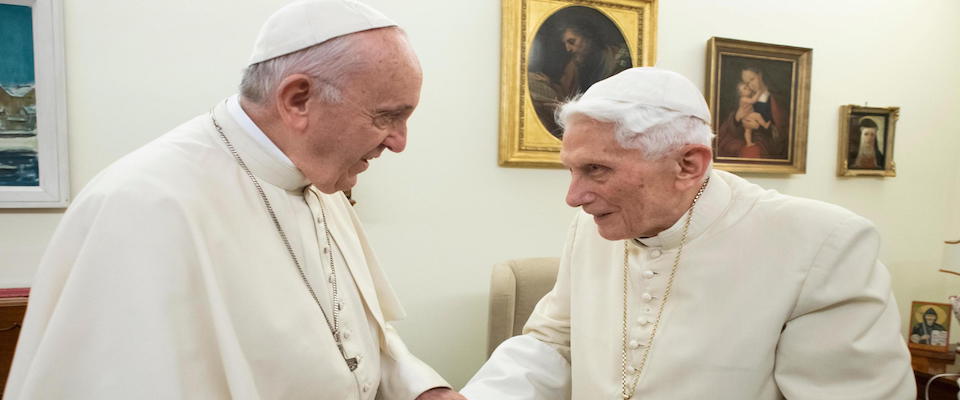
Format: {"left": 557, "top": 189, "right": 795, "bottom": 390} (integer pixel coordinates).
{"left": 626, "top": 249, "right": 662, "bottom": 374}
{"left": 315, "top": 206, "right": 371, "bottom": 396}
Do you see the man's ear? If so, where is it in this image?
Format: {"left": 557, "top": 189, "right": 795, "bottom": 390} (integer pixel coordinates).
{"left": 675, "top": 144, "right": 713, "bottom": 189}
{"left": 273, "top": 73, "right": 314, "bottom": 132}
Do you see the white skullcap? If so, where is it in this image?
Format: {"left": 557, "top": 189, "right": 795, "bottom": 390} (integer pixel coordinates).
{"left": 579, "top": 67, "right": 711, "bottom": 127}
{"left": 248, "top": 0, "right": 397, "bottom": 65}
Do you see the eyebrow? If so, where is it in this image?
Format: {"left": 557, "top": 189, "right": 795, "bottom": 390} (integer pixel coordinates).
{"left": 374, "top": 105, "right": 415, "bottom": 115}
{"left": 561, "top": 155, "right": 610, "bottom": 170}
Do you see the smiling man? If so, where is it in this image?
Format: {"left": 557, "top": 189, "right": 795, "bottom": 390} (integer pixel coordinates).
{"left": 462, "top": 67, "right": 914, "bottom": 399}
{"left": 5, "top": 1, "right": 464, "bottom": 399}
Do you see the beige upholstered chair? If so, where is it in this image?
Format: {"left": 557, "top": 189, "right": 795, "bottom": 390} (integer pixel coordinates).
{"left": 486, "top": 257, "right": 560, "bottom": 356}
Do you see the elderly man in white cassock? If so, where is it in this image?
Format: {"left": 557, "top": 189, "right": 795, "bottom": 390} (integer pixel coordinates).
{"left": 4, "top": 1, "right": 466, "bottom": 399}
{"left": 461, "top": 67, "right": 915, "bottom": 399}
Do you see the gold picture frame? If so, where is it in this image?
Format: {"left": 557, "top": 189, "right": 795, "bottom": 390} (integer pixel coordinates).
{"left": 498, "top": 0, "right": 657, "bottom": 168}
{"left": 837, "top": 105, "right": 898, "bottom": 177}
{"left": 706, "top": 37, "right": 811, "bottom": 174}
{"left": 908, "top": 301, "right": 952, "bottom": 353}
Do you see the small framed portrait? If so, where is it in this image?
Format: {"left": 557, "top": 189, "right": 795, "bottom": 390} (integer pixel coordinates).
{"left": 0, "top": 0, "right": 69, "bottom": 207}
{"left": 908, "top": 301, "right": 952, "bottom": 353}
{"left": 706, "top": 37, "right": 812, "bottom": 174}
{"left": 498, "top": 0, "right": 657, "bottom": 168}
{"left": 837, "top": 105, "right": 898, "bottom": 177}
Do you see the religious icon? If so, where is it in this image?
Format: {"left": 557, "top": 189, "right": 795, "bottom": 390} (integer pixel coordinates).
{"left": 706, "top": 37, "right": 811, "bottom": 174}
{"left": 527, "top": 6, "right": 632, "bottom": 139}
{"left": 498, "top": 0, "right": 657, "bottom": 168}
{"left": 837, "top": 105, "right": 898, "bottom": 177}
{"left": 907, "top": 301, "right": 952, "bottom": 353}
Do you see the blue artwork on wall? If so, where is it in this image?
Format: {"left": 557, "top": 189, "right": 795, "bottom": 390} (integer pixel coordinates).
{"left": 0, "top": 4, "right": 38, "bottom": 187}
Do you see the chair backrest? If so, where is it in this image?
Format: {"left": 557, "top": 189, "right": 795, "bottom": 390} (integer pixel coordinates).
{"left": 486, "top": 257, "right": 560, "bottom": 356}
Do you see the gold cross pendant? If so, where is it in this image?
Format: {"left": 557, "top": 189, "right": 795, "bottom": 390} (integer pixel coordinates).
{"left": 345, "top": 357, "right": 359, "bottom": 371}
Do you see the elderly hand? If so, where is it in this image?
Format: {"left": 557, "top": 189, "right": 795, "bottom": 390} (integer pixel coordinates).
{"left": 415, "top": 387, "right": 468, "bottom": 400}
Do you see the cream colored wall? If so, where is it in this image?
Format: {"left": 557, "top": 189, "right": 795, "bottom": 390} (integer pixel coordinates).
{"left": 0, "top": 0, "right": 957, "bottom": 389}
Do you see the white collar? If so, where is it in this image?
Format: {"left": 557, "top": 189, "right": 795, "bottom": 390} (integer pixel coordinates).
{"left": 632, "top": 170, "right": 732, "bottom": 249}
{"left": 226, "top": 94, "right": 294, "bottom": 168}
{"left": 213, "top": 99, "right": 310, "bottom": 191}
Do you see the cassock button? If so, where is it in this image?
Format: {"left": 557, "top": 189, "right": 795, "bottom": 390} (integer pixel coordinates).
{"left": 328, "top": 274, "right": 335, "bottom": 283}
{"left": 641, "top": 293, "right": 653, "bottom": 302}
{"left": 627, "top": 366, "right": 638, "bottom": 374}
{"left": 362, "top": 383, "right": 370, "bottom": 393}
{"left": 650, "top": 248, "right": 662, "bottom": 258}
{"left": 342, "top": 330, "right": 351, "bottom": 340}
{"left": 323, "top": 247, "right": 329, "bottom": 254}
{"left": 628, "top": 340, "right": 640, "bottom": 349}
{"left": 637, "top": 317, "right": 650, "bottom": 326}
{"left": 642, "top": 270, "right": 656, "bottom": 279}
{"left": 644, "top": 307, "right": 653, "bottom": 314}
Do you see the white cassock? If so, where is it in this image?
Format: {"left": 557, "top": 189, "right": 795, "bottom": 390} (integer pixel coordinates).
{"left": 463, "top": 170, "right": 915, "bottom": 400}
{"left": 4, "top": 96, "right": 448, "bottom": 400}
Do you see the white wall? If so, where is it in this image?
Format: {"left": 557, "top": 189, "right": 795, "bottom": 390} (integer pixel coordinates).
{"left": 0, "top": 0, "right": 958, "bottom": 388}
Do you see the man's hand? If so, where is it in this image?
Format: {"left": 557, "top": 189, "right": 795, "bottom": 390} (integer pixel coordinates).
{"left": 415, "top": 387, "right": 468, "bottom": 400}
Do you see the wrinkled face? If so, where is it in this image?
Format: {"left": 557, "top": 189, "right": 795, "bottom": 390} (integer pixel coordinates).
{"left": 561, "top": 116, "right": 679, "bottom": 240}
{"left": 563, "top": 29, "right": 590, "bottom": 60}
{"left": 860, "top": 127, "right": 877, "bottom": 147}
{"left": 295, "top": 30, "right": 423, "bottom": 193}
{"left": 925, "top": 313, "right": 937, "bottom": 325}
{"left": 741, "top": 69, "right": 762, "bottom": 93}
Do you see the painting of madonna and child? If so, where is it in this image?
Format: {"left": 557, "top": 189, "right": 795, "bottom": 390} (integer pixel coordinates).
{"left": 714, "top": 56, "right": 796, "bottom": 165}
{"left": 527, "top": 6, "right": 633, "bottom": 139}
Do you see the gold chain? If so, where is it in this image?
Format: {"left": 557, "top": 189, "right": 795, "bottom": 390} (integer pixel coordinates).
{"left": 211, "top": 113, "right": 356, "bottom": 371}
{"left": 620, "top": 176, "right": 709, "bottom": 399}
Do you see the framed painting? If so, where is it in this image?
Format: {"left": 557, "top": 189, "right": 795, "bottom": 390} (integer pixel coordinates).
{"left": 837, "top": 105, "right": 897, "bottom": 177}
{"left": 498, "top": 0, "right": 657, "bottom": 168}
{"left": 908, "top": 301, "right": 952, "bottom": 353}
{"left": 0, "top": 0, "right": 68, "bottom": 208}
{"left": 706, "top": 37, "right": 811, "bottom": 174}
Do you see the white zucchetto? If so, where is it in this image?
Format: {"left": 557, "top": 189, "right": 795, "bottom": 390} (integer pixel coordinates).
{"left": 248, "top": 0, "right": 397, "bottom": 65}
{"left": 580, "top": 67, "right": 711, "bottom": 125}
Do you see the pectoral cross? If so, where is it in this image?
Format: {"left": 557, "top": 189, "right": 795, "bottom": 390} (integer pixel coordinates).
{"left": 337, "top": 343, "right": 359, "bottom": 371}
{"left": 345, "top": 356, "right": 359, "bottom": 371}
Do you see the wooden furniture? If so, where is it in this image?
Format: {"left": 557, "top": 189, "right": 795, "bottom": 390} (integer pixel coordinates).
{"left": 0, "top": 288, "right": 28, "bottom": 395}
{"left": 913, "top": 345, "right": 960, "bottom": 400}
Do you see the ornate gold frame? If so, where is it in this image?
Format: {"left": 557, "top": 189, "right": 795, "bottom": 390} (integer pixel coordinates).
{"left": 907, "top": 301, "right": 952, "bottom": 354}
{"left": 498, "top": 0, "right": 657, "bottom": 168}
{"left": 837, "top": 105, "right": 898, "bottom": 177}
{"left": 706, "top": 37, "right": 811, "bottom": 174}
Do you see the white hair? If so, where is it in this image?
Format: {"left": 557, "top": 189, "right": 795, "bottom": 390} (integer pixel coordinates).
{"left": 557, "top": 97, "right": 716, "bottom": 159}
{"left": 240, "top": 28, "right": 403, "bottom": 105}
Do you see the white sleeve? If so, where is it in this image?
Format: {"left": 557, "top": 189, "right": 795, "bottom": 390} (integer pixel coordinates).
{"left": 460, "top": 335, "right": 571, "bottom": 400}
{"left": 378, "top": 323, "right": 450, "bottom": 400}
{"left": 774, "top": 215, "right": 915, "bottom": 400}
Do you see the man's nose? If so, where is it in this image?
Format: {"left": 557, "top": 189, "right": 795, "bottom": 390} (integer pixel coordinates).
{"left": 565, "top": 178, "right": 595, "bottom": 208}
{"left": 383, "top": 126, "right": 407, "bottom": 153}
